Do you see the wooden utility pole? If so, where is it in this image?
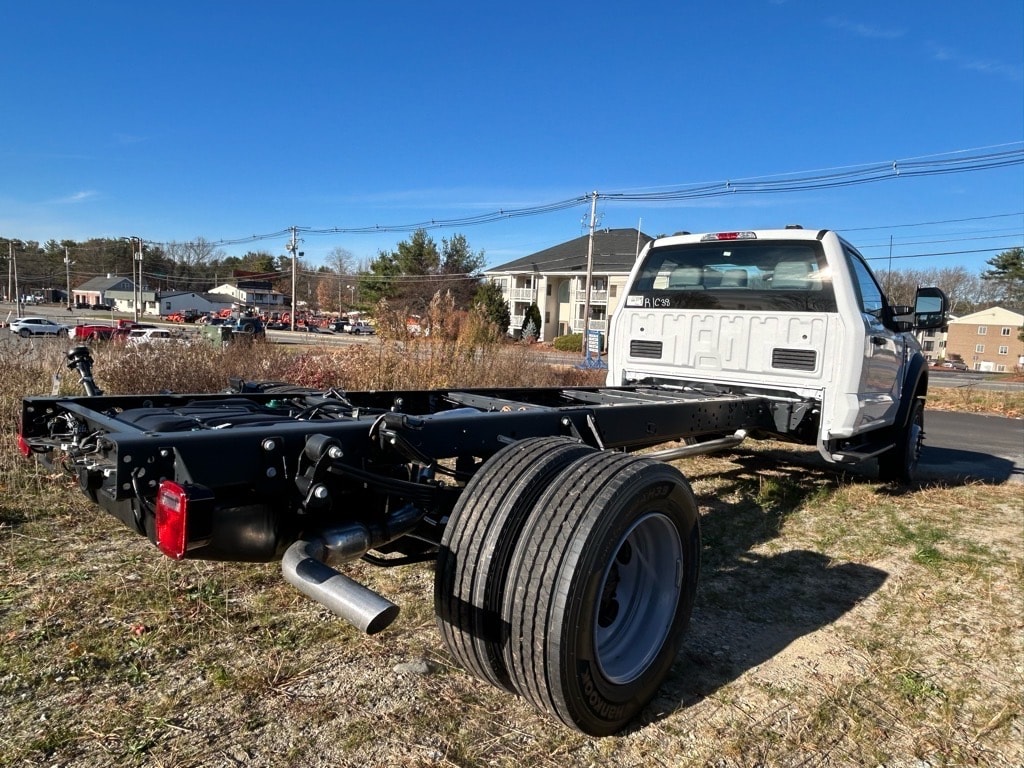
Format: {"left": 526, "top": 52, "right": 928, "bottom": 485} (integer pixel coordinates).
{"left": 581, "top": 190, "right": 598, "bottom": 357}
{"left": 287, "top": 227, "right": 299, "bottom": 330}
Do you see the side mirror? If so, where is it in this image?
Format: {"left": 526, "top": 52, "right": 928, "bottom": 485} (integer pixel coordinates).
{"left": 913, "top": 287, "right": 949, "bottom": 330}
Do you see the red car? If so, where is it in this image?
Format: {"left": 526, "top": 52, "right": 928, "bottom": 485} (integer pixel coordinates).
{"left": 71, "top": 323, "right": 115, "bottom": 341}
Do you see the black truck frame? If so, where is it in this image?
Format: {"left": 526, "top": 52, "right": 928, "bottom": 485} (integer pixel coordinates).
{"left": 19, "top": 347, "right": 813, "bottom": 735}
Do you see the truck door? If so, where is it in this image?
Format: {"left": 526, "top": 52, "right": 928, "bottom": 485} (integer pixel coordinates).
{"left": 845, "top": 247, "right": 904, "bottom": 428}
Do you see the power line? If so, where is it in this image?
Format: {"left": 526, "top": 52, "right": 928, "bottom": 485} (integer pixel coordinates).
{"left": 840, "top": 211, "right": 1023, "bottom": 232}
{"left": 134, "top": 142, "right": 1023, "bottom": 248}
{"left": 864, "top": 247, "right": 1022, "bottom": 262}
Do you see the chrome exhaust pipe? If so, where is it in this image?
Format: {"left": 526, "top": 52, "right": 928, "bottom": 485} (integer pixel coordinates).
{"left": 280, "top": 504, "right": 423, "bottom": 634}
{"left": 282, "top": 537, "right": 399, "bottom": 635}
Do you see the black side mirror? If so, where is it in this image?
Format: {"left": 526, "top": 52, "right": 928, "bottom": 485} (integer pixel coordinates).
{"left": 913, "top": 287, "right": 949, "bottom": 330}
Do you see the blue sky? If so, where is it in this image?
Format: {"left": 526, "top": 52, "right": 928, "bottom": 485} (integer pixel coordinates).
{"left": 2, "top": 1, "right": 1022, "bottom": 274}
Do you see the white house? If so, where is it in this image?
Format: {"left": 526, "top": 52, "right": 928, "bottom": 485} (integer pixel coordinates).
{"left": 157, "top": 291, "right": 234, "bottom": 317}
{"left": 209, "top": 280, "right": 286, "bottom": 312}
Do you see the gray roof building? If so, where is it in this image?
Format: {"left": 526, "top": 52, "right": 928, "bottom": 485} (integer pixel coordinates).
{"left": 484, "top": 228, "right": 653, "bottom": 343}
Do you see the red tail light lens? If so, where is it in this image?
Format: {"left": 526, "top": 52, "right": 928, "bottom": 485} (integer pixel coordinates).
{"left": 17, "top": 433, "right": 32, "bottom": 457}
{"left": 155, "top": 480, "right": 189, "bottom": 560}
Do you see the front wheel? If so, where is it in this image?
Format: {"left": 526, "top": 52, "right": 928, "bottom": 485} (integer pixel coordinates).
{"left": 878, "top": 397, "right": 925, "bottom": 483}
{"left": 503, "top": 451, "right": 701, "bottom": 735}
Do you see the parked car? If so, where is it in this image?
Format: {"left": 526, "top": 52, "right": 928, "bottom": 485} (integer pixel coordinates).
{"left": 71, "top": 323, "right": 115, "bottom": 341}
{"left": 90, "top": 302, "right": 114, "bottom": 311}
{"left": 941, "top": 360, "right": 969, "bottom": 371}
{"left": 125, "top": 328, "right": 182, "bottom": 345}
{"left": 346, "top": 321, "right": 375, "bottom": 335}
{"left": 295, "top": 324, "right": 333, "bottom": 334}
{"left": 329, "top": 319, "right": 350, "bottom": 332}
{"left": 9, "top": 317, "right": 71, "bottom": 338}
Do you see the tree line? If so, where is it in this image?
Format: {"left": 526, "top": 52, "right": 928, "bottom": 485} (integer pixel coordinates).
{"left": 2, "top": 232, "right": 1020, "bottom": 330}
{"left": 0, "top": 230, "right": 510, "bottom": 329}
{"left": 876, "top": 247, "right": 1023, "bottom": 315}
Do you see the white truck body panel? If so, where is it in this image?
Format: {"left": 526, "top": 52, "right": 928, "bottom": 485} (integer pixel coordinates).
{"left": 606, "top": 228, "right": 919, "bottom": 451}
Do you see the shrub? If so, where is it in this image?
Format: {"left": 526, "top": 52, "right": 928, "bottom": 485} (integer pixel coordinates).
{"left": 552, "top": 333, "right": 583, "bottom": 352}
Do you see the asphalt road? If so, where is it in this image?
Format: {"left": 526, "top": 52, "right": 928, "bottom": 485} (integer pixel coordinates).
{"left": 919, "top": 410, "right": 1023, "bottom": 484}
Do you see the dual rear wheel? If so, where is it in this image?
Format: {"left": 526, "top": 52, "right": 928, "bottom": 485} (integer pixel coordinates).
{"left": 435, "top": 438, "right": 700, "bottom": 735}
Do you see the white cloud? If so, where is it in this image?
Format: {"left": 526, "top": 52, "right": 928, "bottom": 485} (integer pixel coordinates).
{"left": 930, "top": 44, "right": 1023, "bottom": 82}
{"left": 55, "top": 190, "right": 98, "bottom": 204}
{"left": 826, "top": 17, "right": 904, "bottom": 40}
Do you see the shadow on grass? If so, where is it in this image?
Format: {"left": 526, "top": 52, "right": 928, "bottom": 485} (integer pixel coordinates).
{"left": 640, "top": 453, "right": 889, "bottom": 727}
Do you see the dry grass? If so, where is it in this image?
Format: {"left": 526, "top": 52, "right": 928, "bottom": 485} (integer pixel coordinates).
{"left": 1, "top": 336, "right": 1021, "bottom": 767}
{"left": 926, "top": 381, "right": 1024, "bottom": 418}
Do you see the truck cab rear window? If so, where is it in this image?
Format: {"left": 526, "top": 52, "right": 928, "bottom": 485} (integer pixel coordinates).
{"left": 627, "top": 241, "right": 837, "bottom": 312}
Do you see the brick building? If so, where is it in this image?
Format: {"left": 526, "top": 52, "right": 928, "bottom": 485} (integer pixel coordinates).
{"left": 945, "top": 306, "right": 1024, "bottom": 372}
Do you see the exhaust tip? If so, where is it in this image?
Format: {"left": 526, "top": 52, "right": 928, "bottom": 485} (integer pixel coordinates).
{"left": 282, "top": 539, "right": 400, "bottom": 634}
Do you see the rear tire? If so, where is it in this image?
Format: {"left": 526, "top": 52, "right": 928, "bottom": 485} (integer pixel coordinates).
{"left": 878, "top": 397, "right": 925, "bottom": 483}
{"left": 435, "top": 437, "right": 594, "bottom": 692}
{"left": 503, "top": 451, "right": 700, "bottom": 735}
{"left": 18, "top": 328, "right": 30, "bottom": 338}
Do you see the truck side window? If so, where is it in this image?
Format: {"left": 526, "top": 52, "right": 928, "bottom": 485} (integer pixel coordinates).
{"left": 844, "top": 246, "right": 885, "bottom": 321}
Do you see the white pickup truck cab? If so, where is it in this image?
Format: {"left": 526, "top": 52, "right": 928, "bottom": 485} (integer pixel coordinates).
{"left": 606, "top": 226, "right": 949, "bottom": 481}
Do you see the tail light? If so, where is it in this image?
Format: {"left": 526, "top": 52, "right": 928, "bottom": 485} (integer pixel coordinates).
{"left": 155, "top": 480, "right": 189, "bottom": 560}
{"left": 17, "top": 433, "right": 31, "bottom": 457}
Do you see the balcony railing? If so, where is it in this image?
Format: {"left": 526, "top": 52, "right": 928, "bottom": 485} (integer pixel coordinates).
{"left": 574, "top": 290, "right": 608, "bottom": 304}
{"left": 509, "top": 288, "right": 535, "bottom": 301}
{"left": 571, "top": 319, "right": 607, "bottom": 333}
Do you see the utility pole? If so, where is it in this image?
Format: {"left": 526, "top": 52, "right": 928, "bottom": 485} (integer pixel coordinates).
{"left": 286, "top": 227, "right": 301, "bottom": 331}
{"left": 137, "top": 239, "right": 143, "bottom": 320}
{"left": 130, "top": 237, "right": 143, "bottom": 322}
{"left": 11, "top": 241, "right": 21, "bottom": 315}
{"left": 581, "top": 190, "right": 598, "bottom": 358}
{"left": 64, "top": 246, "right": 73, "bottom": 310}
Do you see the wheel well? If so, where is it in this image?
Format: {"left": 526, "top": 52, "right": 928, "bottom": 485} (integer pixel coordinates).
{"left": 894, "top": 354, "right": 929, "bottom": 429}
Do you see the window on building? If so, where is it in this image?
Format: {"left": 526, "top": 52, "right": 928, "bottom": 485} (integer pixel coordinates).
{"left": 997, "top": 365, "right": 1007, "bottom": 372}
{"left": 977, "top": 326, "right": 988, "bottom": 335}
{"left": 998, "top": 345, "right": 1009, "bottom": 355}
{"left": 610, "top": 284, "right": 617, "bottom": 297}
{"left": 975, "top": 344, "right": 985, "bottom": 353}
{"left": 1001, "top": 327, "right": 1012, "bottom": 336}
{"left": 923, "top": 341, "right": 934, "bottom": 352}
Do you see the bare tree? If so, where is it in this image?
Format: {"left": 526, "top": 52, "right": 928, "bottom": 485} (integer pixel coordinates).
{"left": 164, "top": 237, "right": 223, "bottom": 290}
{"left": 326, "top": 246, "right": 355, "bottom": 276}
{"left": 321, "top": 247, "right": 356, "bottom": 312}
{"left": 878, "top": 266, "right": 980, "bottom": 315}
